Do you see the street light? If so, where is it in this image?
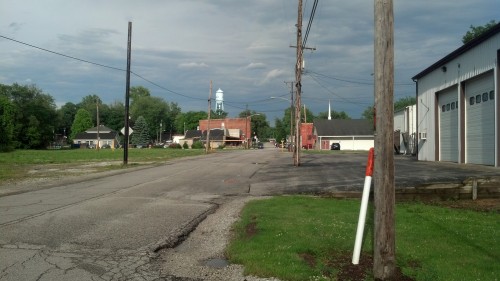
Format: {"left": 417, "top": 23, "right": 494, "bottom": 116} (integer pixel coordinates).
{"left": 245, "top": 113, "right": 260, "bottom": 149}
{"left": 270, "top": 97, "right": 293, "bottom": 143}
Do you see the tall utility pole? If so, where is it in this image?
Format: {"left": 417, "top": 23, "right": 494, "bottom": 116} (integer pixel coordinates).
{"left": 294, "top": 0, "right": 303, "bottom": 167}
{"left": 373, "top": 0, "right": 395, "bottom": 279}
{"left": 206, "top": 80, "right": 212, "bottom": 154}
{"left": 96, "top": 97, "right": 100, "bottom": 151}
{"left": 284, "top": 81, "right": 294, "bottom": 143}
{"left": 123, "top": 22, "right": 132, "bottom": 165}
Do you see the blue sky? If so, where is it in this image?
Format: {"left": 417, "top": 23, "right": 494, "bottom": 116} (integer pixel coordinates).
{"left": 1, "top": 0, "right": 498, "bottom": 124}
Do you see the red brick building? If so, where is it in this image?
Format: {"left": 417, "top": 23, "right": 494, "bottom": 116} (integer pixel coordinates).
{"left": 199, "top": 117, "right": 252, "bottom": 146}
{"left": 300, "top": 123, "right": 315, "bottom": 149}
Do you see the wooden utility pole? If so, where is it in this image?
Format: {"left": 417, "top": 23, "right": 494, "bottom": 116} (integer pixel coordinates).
{"left": 123, "top": 22, "right": 132, "bottom": 165}
{"left": 284, "top": 81, "right": 294, "bottom": 143}
{"left": 96, "top": 98, "right": 100, "bottom": 151}
{"left": 373, "top": 0, "right": 396, "bottom": 279}
{"left": 206, "top": 80, "right": 212, "bottom": 154}
{"left": 294, "top": 0, "right": 303, "bottom": 167}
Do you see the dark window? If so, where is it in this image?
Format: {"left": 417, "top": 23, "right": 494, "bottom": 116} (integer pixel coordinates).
{"left": 490, "top": 90, "right": 495, "bottom": 100}
{"left": 456, "top": 101, "right": 458, "bottom": 109}
{"left": 482, "top": 92, "right": 488, "bottom": 102}
{"left": 451, "top": 102, "right": 455, "bottom": 110}
{"left": 476, "top": 95, "right": 481, "bottom": 104}
{"left": 442, "top": 105, "right": 446, "bottom": 112}
{"left": 446, "top": 103, "right": 450, "bottom": 111}
{"left": 470, "top": 96, "right": 475, "bottom": 105}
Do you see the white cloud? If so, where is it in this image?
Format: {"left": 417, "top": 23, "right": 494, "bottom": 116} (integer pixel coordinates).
{"left": 178, "top": 62, "right": 209, "bottom": 69}
{"left": 245, "top": 62, "right": 266, "bottom": 70}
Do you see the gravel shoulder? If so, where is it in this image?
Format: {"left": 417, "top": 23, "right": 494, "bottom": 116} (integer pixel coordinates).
{"left": 158, "top": 196, "right": 281, "bottom": 281}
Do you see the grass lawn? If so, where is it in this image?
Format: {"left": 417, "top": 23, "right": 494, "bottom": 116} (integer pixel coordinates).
{"left": 0, "top": 148, "right": 205, "bottom": 184}
{"left": 226, "top": 196, "right": 499, "bottom": 281}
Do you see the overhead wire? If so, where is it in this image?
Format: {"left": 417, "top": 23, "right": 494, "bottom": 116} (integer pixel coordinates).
{"left": 0, "top": 34, "right": 207, "bottom": 102}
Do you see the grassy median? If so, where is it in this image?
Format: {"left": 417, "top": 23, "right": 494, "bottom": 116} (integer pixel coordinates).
{"left": 0, "top": 148, "right": 205, "bottom": 184}
{"left": 226, "top": 196, "right": 499, "bottom": 281}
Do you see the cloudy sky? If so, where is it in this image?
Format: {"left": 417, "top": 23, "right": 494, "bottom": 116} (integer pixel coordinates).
{"left": 0, "top": 1, "right": 498, "bottom": 124}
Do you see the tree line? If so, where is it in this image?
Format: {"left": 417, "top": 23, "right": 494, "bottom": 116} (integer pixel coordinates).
{"left": 1, "top": 82, "right": 418, "bottom": 152}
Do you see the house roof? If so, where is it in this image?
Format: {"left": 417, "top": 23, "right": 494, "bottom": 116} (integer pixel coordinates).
{"left": 412, "top": 22, "right": 500, "bottom": 80}
{"left": 73, "top": 132, "right": 119, "bottom": 140}
{"left": 184, "top": 130, "right": 202, "bottom": 139}
{"left": 86, "top": 125, "right": 114, "bottom": 133}
{"left": 202, "top": 129, "right": 225, "bottom": 141}
{"left": 314, "top": 119, "right": 374, "bottom": 136}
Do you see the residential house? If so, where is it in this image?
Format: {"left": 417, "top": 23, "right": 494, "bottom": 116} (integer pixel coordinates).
{"left": 314, "top": 119, "right": 374, "bottom": 150}
{"left": 73, "top": 125, "right": 120, "bottom": 148}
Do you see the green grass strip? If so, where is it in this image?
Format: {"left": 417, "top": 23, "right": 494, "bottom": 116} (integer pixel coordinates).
{"left": 226, "top": 196, "right": 499, "bottom": 281}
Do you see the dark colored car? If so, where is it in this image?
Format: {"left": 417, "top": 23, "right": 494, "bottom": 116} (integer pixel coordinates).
{"left": 331, "top": 143, "right": 340, "bottom": 150}
{"left": 257, "top": 142, "right": 264, "bottom": 149}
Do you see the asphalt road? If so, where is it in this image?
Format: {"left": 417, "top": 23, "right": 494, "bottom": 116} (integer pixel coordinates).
{"left": 1, "top": 148, "right": 498, "bottom": 280}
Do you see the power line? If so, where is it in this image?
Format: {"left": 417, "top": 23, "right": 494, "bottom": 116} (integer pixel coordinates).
{"left": 302, "top": 0, "right": 319, "bottom": 48}
{"left": 0, "top": 34, "right": 206, "bottom": 101}
{"left": 306, "top": 70, "right": 414, "bottom": 86}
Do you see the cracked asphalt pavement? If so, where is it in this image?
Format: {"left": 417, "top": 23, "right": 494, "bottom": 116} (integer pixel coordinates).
{"left": 1, "top": 148, "right": 498, "bottom": 280}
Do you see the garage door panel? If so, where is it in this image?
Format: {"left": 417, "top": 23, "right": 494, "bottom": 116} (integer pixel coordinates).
{"left": 465, "top": 74, "right": 495, "bottom": 165}
{"left": 438, "top": 87, "right": 459, "bottom": 162}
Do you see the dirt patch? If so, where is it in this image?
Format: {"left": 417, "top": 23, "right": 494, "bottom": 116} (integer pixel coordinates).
{"left": 425, "top": 198, "right": 500, "bottom": 213}
{"left": 324, "top": 251, "right": 415, "bottom": 281}
{"left": 245, "top": 216, "right": 258, "bottom": 238}
{"left": 299, "top": 252, "right": 316, "bottom": 268}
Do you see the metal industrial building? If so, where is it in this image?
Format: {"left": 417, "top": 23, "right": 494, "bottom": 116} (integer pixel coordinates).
{"left": 412, "top": 23, "right": 500, "bottom": 167}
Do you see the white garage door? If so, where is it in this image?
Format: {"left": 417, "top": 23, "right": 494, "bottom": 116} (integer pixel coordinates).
{"left": 465, "top": 74, "right": 495, "bottom": 165}
{"left": 439, "top": 86, "right": 459, "bottom": 162}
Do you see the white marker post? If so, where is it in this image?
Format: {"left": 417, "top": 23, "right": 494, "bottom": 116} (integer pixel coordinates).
{"left": 352, "top": 147, "right": 375, "bottom": 264}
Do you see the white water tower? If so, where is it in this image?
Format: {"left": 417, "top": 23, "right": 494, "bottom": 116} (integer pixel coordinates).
{"left": 215, "top": 88, "right": 224, "bottom": 112}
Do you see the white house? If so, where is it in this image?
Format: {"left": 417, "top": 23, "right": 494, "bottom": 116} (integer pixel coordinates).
{"left": 394, "top": 104, "right": 417, "bottom": 155}
{"left": 73, "top": 125, "right": 120, "bottom": 148}
{"left": 314, "top": 119, "right": 374, "bottom": 150}
{"left": 412, "top": 23, "right": 499, "bottom": 167}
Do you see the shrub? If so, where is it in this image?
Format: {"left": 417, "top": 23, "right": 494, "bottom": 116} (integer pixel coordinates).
{"left": 168, "top": 143, "right": 182, "bottom": 149}
{"left": 191, "top": 141, "right": 204, "bottom": 149}
{"left": 182, "top": 142, "right": 189, "bottom": 149}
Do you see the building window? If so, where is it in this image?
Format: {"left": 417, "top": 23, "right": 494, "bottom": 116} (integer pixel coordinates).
{"left": 446, "top": 103, "right": 450, "bottom": 111}
{"left": 482, "top": 92, "right": 488, "bottom": 102}
{"left": 470, "top": 97, "right": 475, "bottom": 105}
{"left": 476, "top": 94, "right": 481, "bottom": 104}
{"left": 455, "top": 101, "right": 458, "bottom": 109}
{"left": 451, "top": 102, "right": 455, "bottom": 110}
{"left": 490, "top": 90, "right": 495, "bottom": 100}
{"left": 442, "top": 105, "right": 446, "bottom": 112}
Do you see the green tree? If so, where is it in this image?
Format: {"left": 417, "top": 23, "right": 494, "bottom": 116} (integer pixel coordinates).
{"left": 361, "top": 106, "right": 375, "bottom": 121}
{"left": 462, "top": 20, "right": 498, "bottom": 44}
{"left": 104, "top": 101, "right": 125, "bottom": 132}
{"left": 57, "top": 102, "right": 78, "bottom": 139}
{"left": 130, "top": 93, "right": 179, "bottom": 138}
{"left": 274, "top": 118, "right": 287, "bottom": 143}
{"left": 361, "top": 96, "right": 416, "bottom": 121}
{"left": 77, "top": 94, "right": 101, "bottom": 126}
{"left": 316, "top": 110, "right": 351, "bottom": 120}
{"left": 3, "top": 83, "right": 57, "bottom": 149}
{"left": 70, "top": 109, "right": 93, "bottom": 140}
{"left": 0, "top": 94, "right": 15, "bottom": 151}
{"left": 130, "top": 86, "right": 151, "bottom": 101}
{"left": 394, "top": 96, "right": 416, "bottom": 111}
{"left": 131, "top": 116, "right": 150, "bottom": 146}
{"left": 26, "top": 115, "right": 42, "bottom": 148}
{"left": 238, "top": 110, "right": 270, "bottom": 139}
{"left": 175, "top": 111, "right": 208, "bottom": 134}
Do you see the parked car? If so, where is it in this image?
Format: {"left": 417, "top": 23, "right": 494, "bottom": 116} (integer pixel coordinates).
{"left": 302, "top": 144, "right": 313, "bottom": 149}
{"left": 331, "top": 143, "right": 340, "bottom": 150}
{"left": 257, "top": 142, "right": 264, "bottom": 149}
